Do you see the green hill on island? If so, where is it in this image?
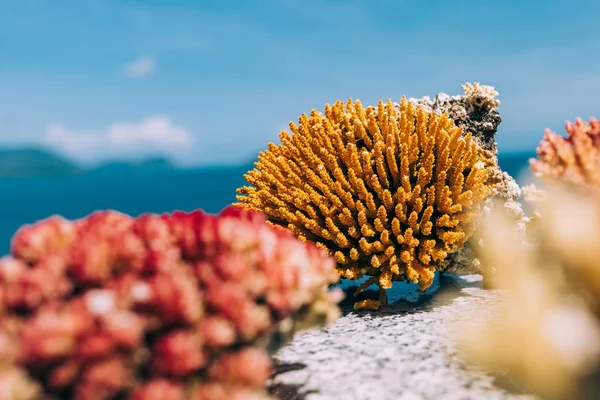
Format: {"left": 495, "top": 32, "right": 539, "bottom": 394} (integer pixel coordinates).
{"left": 0, "top": 149, "right": 179, "bottom": 178}
{"left": 0, "top": 148, "right": 80, "bottom": 177}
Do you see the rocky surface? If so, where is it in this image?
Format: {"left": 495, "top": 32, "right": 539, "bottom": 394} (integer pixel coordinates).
{"left": 269, "top": 274, "right": 539, "bottom": 400}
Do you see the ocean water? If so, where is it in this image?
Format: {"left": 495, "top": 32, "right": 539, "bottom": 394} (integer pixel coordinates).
{"left": 0, "top": 154, "right": 534, "bottom": 256}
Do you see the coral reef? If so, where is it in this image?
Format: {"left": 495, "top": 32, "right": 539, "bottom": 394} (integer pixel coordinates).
{"left": 462, "top": 188, "right": 600, "bottom": 400}
{"left": 235, "top": 96, "right": 498, "bottom": 309}
{"left": 0, "top": 207, "right": 342, "bottom": 399}
{"left": 530, "top": 117, "right": 600, "bottom": 190}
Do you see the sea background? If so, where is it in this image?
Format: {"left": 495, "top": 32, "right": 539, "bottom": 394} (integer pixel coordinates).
{"left": 0, "top": 151, "right": 535, "bottom": 256}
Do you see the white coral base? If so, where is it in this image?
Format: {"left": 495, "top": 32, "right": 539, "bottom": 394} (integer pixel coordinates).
{"left": 270, "top": 275, "right": 538, "bottom": 400}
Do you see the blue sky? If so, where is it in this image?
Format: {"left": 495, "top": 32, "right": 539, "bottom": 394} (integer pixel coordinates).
{"left": 0, "top": 0, "right": 598, "bottom": 166}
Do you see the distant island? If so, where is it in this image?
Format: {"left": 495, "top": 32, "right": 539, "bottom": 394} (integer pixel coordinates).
{"left": 0, "top": 148, "right": 80, "bottom": 177}
{"left": 84, "top": 156, "right": 177, "bottom": 175}
{"left": 0, "top": 148, "right": 178, "bottom": 178}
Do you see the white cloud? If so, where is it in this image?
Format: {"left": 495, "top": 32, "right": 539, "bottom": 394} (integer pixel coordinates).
{"left": 121, "top": 56, "right": 156, "bottom": 78}
{"left": 45, "top": 115, "right": 195, "bottom": 162}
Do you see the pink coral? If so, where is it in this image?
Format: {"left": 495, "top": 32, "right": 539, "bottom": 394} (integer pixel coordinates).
{"left": 530, "top": 117, "right": 600, "bottom": 189}
{"left": 0, "top": 206, "right": 341, "bottom": 399}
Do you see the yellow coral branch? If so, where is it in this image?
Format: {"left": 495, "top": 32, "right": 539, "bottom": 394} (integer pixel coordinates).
{"left": 235, "top": 97, "right": 496, "bottom": 309}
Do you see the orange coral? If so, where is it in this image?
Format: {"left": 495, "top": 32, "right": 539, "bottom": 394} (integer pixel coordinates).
{"left": 530, "top": 117, "right": 600, "bottom": 189}
{"left": 236, "top": 97, "right": 497, "bottom": 309}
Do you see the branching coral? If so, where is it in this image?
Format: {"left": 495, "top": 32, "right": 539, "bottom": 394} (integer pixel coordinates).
{"left": 462, "top": 188, "right": 600, "bottom": 400}
{"left": 235, "top": 97, "right": 497, "bottom": 309}
{"left": 0, "top": 206, "right": 341, "bottom": 400}
{"left": 467, "top": 117, "right": 600, "bottom": 396}
{"left": 409, "top": 83, "right": 530, "bottom": 279}
{"left": 530, "top": 117, "right": 600, "bottom": 189}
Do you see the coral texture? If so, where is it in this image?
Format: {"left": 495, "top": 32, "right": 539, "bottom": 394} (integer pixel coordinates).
{"left": 411, "top": 83, "right": 529, "bottom": 279}
{"left": 463, "top": 188, "right": 600, "bottom": 400}
{"left": 0, "top": 207, "right": 341, "bottom": 400}
{"left": 409, "top": 82, "right": 502, "bottom": 154}
{"left": 530, "top": 117, "right": 600, "bottom": 189}
{"left": 236, "top": 97, "right": 497, "bottom": 309}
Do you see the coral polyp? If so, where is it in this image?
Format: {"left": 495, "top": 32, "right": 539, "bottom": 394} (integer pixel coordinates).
{"left": 236, "top": 97, "right": 497, "bottom": 309}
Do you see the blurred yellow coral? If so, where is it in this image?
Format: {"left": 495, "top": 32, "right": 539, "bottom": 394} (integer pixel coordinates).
{"left": 463, "top": 188, "right": 600, "bottom": 400}
{"left": 235, "top": 97, "right": 497, "bottom": 309}
{"left": 530, "top": 117, "right": 600, "bottom": 189}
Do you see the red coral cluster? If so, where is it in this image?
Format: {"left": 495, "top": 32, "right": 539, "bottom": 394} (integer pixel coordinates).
{"left": 530, "top": 117, "right": 600, "bottom": 189}
{"left": 0, "top": 206, "right": 341, "bottom": 400}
